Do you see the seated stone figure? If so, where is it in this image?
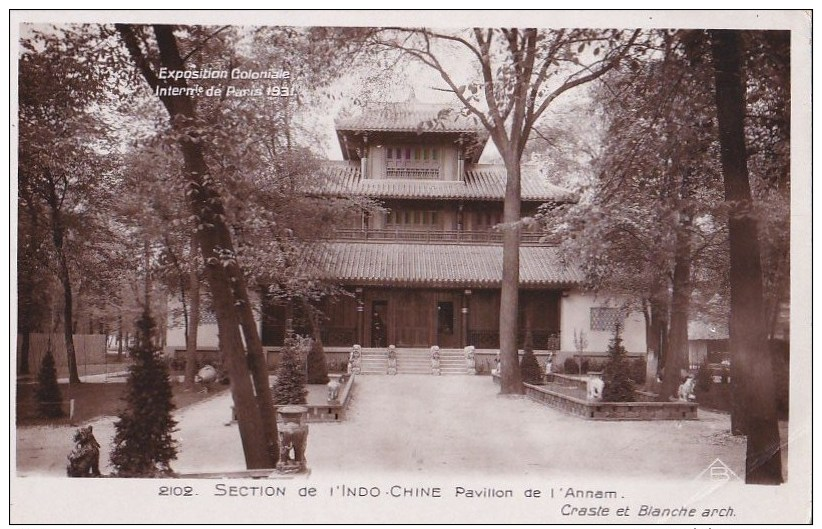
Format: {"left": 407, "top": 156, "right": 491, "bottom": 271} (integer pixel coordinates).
{"left": 348, "top": 345, "right": 362, "bottom": 375}
{"left": 587, "top": 376, "right": 604, "bottom": 401}
{"left": 387, "top": 345, "right": 397, "bottom": 375}
{"left": 464, "top": 346, "right": 476, "bottom": 375}
{"left": 430, "top": 346, "right": 441, "bottom": 375}
{"left": 67, "top": 425, "right": 101, "bottom": 477}
{"left": 195, "top": 364, "right": 219, "bottom": 393}
{"left": 327, "top": 377, "right": 341, "bottom": 402}
{"left": 678, "top": 375, "right": 696, "bottom": 401}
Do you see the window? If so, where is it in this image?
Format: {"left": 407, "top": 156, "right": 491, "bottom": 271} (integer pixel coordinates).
{"left": 386, "top": 209, "right": 440, "bottom": 227}
{"left": 387, "top": 148, "right": 393, "bottom": 159}
{"left": 405, "top": 148, "right": 412, "bottom": 160}
{"left": 590, "top": 307, "right": 626, "bottom": 332}
{"left": 432, "top": 148, "right": 438, "bottom": 160}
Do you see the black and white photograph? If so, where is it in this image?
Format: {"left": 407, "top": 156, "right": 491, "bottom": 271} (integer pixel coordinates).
{"left": 10, "top": 10, "right": 812, "bottom": 524}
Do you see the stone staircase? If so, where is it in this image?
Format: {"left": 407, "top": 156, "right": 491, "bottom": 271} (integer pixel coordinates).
{"left": 359, "top": 348, "right": 389, "bottom": 375}
{"left": 354, "top": 348, "right": 468, "bottom": 375}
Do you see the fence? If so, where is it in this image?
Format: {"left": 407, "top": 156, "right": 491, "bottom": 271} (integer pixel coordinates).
{"left": 17, "top": 333, "right": 107, "bottom": 377}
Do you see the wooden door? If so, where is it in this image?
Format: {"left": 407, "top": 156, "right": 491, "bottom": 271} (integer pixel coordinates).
{"left": 395, "top": 291, "right": 430, "bottom": 347}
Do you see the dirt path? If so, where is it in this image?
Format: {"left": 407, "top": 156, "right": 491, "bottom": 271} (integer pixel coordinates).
{"left": 17, "top": 375, "right": 750, "bottom": 480}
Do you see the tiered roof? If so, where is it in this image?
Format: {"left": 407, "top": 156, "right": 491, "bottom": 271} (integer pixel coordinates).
{"left": 315, "top": 161, "right": 575, "bottom": 203}
{"left": 335, "top": 91, "right": 489, "bottom": 163}
{"left": 308, "top": 242, "right": 581, "bottom": 288}
{"left": 335, "top": 95, "right": 485, "bottom": 134}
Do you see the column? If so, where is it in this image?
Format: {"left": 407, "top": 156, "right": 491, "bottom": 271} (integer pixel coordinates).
{"left": 461, "top": 289, "right": 471, "bottom": 347}
{"left": 355, "top": 288, "right": 364, "bottom": 346}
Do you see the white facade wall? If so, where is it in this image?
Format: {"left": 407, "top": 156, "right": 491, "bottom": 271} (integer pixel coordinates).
{"left": 165, "top": 295, "right": 262, "bottom": 351}
{"left": 560, "top": 290, "right": 646, "bottom": 354}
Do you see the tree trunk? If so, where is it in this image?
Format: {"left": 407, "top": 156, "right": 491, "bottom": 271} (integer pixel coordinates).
{"left": 117, "top": 316, "right": 123, "bottom": 359}
{"left": 19, "top": 329, "right": 31, "bottom": 375}
{"left": 711, "top": 29, "right": 782, "bottom": 485}
{"left": 235, "top": 279, "right": 280, "bottom": 464}
{"left": 184, "top": 260, "right": 200, "bottom": 390}
{"left": 118, "top": 23, "right": 276, "bottom": 468}
{"left": 498, "top": 157, "right": 523, "bottom": 394}
{"left": 660, "top": 225, "right": 692, "bottom": 401}
{"left": 644, "top": 294, "right": 668, "bottom": 390}
{"left": 47, "top": 196, "right": 81, "bottom": 384}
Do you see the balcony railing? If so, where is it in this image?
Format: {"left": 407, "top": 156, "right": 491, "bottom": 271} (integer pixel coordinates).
{"left": 384, "top": 167, "right": 440, "bottom": 180}
{"left": 332, "top": 228, "right": 552, "bottom": 245}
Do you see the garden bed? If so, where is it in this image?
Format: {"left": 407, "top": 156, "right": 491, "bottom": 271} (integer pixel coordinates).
{"left": 492, "top": 373, "right": 697, "bottom": 421}
{"left": 16, "top": 381, "right": 228, "bottom": 426}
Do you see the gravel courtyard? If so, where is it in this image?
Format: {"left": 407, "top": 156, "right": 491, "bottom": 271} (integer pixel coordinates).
{"left": 16, "top": 375, "right": 752, "bottom": 480}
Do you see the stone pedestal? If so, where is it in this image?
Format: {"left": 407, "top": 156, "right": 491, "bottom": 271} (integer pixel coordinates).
{"left": 276, "top": 406, "right": 309, "bottom": 474}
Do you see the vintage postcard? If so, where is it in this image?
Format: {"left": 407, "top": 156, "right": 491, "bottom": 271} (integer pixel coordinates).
{"left": 9, "top": 9, "right": 812, "bottom": 524}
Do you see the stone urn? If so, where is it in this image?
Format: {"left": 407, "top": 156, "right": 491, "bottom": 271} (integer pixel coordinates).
{"left": 387, "top": 345, "right": 397, "bottom": 375}
{"left": 464, "top": 346, "right": 476, "bottom": 375}
{"left": 348, "top": 345, "right": 362, "bottom": 375}
{"left": 431, "top": 346, "right": 441, "bottom": 376}
{"left": 276, "top": 406, "right": 309, "bottom": 474}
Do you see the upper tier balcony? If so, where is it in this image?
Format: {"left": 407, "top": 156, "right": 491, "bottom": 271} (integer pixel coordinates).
{"left": 331, "top": 228, "right": 552, "bottom": 245}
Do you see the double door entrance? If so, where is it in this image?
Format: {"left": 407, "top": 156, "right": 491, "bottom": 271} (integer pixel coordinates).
{"left": 368, "top": 290, "right": 460, "bottom": 348}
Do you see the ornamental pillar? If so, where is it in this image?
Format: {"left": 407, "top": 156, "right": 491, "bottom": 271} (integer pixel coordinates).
{"left": 355, "top": 288, "right": 364, "bottom": 345}
{"left": 461, "top": 289, "right": 471, "bottom": 347}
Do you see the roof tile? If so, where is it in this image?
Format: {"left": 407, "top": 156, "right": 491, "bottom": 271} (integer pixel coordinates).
{"left": 316, "top": 162, "right": 575, "bottom": 203}
{"left": 308, "top": 242, "right": 581, "bottom": 288}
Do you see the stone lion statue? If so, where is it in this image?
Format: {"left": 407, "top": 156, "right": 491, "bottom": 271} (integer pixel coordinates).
{"left": 678, "top": 375, "right": 696, "bottom": 402}
{"left": 587, "top": 376, "right": 604, "bottom": 401}
{"left": 195, "top": 364, "right": 219, "bottom": 393}
{"left": 67, "top": 425, "right": 101, "bottom": 477}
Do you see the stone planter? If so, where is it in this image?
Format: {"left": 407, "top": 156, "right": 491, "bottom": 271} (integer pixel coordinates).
{"left": 430, "top": 346, "right": 441, "bottom": 376}
{"left": 276, "top": 406, "right": 309, "bottom": 474}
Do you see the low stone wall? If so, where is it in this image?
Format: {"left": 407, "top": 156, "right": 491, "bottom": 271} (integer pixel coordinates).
{"left": 492, "top": 373, "right": 697, "bottom": 420}
{"left": 281, "top": 374, "right": 355, "bottom": 423}
{"left": 523, "top": 382, "right": 697, "bottom": 421}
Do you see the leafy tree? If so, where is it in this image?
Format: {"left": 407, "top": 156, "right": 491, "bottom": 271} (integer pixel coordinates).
{"left": 601, "top": 325, "right": 635, "bottom": 402}
{"left": 110, "top": 309, "right": 177, "bottom": 477}
{"left": 18, "top": 26, "right": 125, "bottom": 383}
{"left": 113, "top": 24, "right": 370, "bottom": 467}
{"left": 35, "top": 348, "right": 63, "bottom": 418}
{"left": 539, "top": 31, "right": 734, "bottom": 401}
{"left": 373, "top": 27, "right": 641, "bottom": 394}
{"left": 272, "top": 336, "right": 308, "bottom": 405}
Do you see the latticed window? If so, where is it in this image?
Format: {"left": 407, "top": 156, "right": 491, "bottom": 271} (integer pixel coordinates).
{"left": 385, "top": 144, "right": 441, "bottom": 179}
{"left": 590, "top": 307, "right": 626, "bottom": 332}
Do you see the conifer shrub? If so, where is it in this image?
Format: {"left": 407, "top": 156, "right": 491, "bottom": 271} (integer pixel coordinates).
{"left": 601, "top": 324, "right": 635, "bottom": 402}
{"left": 695, "top": 362, "right": 713, "bottom": 393}
{"left": 519, "top": 348, "right": 543, "bottom": 385}
{"left": 272, "top": 336, "right": 308, "bottom": 405}
{"left": 305, "top": 338, "right": 329, "bottom": 385}
{"left": 563, "top": 357, "right": 580, "bottom": 374}
{"left": 110, "top": 310, "right": 178, "bottom": 477}
{"left": 35, "top": 349, "right": 63, "bottom": 418}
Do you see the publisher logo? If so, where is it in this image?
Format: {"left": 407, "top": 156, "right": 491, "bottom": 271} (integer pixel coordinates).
{"left": 697, "top": 458, "right": 741, "bottom": 482}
